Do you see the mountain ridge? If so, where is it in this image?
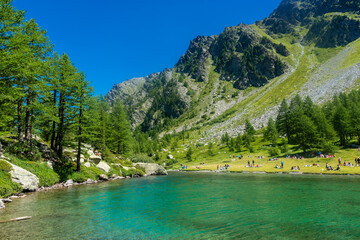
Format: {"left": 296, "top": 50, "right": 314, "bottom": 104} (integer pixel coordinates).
{"left": 105, "top": 0, "right": 360, "bottom": 138}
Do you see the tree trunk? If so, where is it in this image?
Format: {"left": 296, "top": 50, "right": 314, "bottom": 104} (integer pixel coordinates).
{"left": 17, "top": 100, "right": 23, "bottom": 142}
{"left": 25, "top": 95, "right": 31, "bottom": 142}
{"left": 50, "top": 90, "right": 57, "bottom": 150}
{"left": 57, "top": 92, "right": 65, "bottom": 158}
{"left": 76, "top": 106, "right": 83, "bottom": 172}
{"left": 30, "top": 109, "right": 34, "bottom": 150}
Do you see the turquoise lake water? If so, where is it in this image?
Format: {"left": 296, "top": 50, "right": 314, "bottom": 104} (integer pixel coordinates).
{"left": 1, "top": 172, "right": 360, "bottom": 239}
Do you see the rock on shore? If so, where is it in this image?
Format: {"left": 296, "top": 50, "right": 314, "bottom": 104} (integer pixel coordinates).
{"left": 6, "top": 161, "right": 39, "bottom": 191}
{"left": 96, "top": 161, "right": 111, "bottom": 173}
{"left": 134, "top": 163, "right": 168, "bottom": 175}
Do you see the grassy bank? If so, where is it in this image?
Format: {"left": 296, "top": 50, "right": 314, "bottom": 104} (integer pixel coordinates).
{"left": 0, "top": 153, "right": 145, "bottom": 198}
{"left": 171, "top": 148, "right": 360, "bottom": 175}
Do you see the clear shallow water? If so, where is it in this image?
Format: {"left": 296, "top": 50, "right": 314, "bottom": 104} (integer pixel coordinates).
{"left": 1, "top": 172, "right": 360, "bottom": 239}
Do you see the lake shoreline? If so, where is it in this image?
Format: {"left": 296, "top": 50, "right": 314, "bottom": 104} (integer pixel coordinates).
{"left": 0, "top": 174, "right": 156, "bottom": 210}
{"left": 169, "top": 169, "right": 360, "bottom": 176}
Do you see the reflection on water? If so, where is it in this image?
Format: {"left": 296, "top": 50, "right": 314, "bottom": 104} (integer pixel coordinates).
{"left": 1, "top": 172, "right": 360, "bottom": 239}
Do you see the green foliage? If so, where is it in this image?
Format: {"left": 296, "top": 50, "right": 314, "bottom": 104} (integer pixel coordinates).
{"left": 186, "top": 147, "right": 194, "bottom": 161}
{"left": 108, "top": 165, "right": 122, "bottom": 177}
{"left": 207, "top": 142, "right": 215, "bottom": 156}
{"left": 6, "top": 142, "right": 42, "bottom": 161}
{"left": 0, "top": 171, "right": 22, "bottom": 198}
{"left": 264, "top": 118, "right": 278, "bottom": 145}
{"left": 121, "top": 167, "right": 145, "bottom": 177}
{"left": 69, "top": 166, "right": 104, "bottom": 182}
{"left": 130, "top": 154, "right": 154, "bottom": 163}
{"left": 0, "top": 160, "right": 13, "bottom": 172}
{"left": 8, "top": 156, "right": 59, "bottom": 187}
{"left": 268, "top": 147, "right": 280, "bottom": 157}
{"left": 280, "top": 139, "right": 289, "bottom": 154}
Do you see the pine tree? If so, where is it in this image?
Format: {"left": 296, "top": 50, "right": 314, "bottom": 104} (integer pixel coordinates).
{"left": 264, "top": 118, "right": 278, "bottom": 146}
{"left": 109, "top": 98, "right": 132, "bottom": 155}
{"left": 186, "top": 147, "right": 193, "bottom": 161}
{"left": 243, "top": 119, "right": 255, "bottom": 147}
{"left": 73, "top": 72, "right": 92, "bottom": 172}
{"left": 332, "top": 104, "right": 351, "bottom": 146}
{"left": 235, "top": 134, "right": 242, "bottom": 152}
{"left": 276, "top": 99, "right": 290, "bottom": 141}
{"left": 292, "top": 112, "right": 318, "bottom": 152}
{"left": 55, "top": 53, "right": 76, "bottom": 158}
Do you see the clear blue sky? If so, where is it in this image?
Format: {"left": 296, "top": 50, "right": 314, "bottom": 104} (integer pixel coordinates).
{"left": 13, "top": 0, "right": 282, "bottom": 95}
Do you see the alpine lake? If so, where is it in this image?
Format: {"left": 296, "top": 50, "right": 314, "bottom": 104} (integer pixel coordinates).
{"left": 1, "top": 172, "right": 360, "bottom": 239}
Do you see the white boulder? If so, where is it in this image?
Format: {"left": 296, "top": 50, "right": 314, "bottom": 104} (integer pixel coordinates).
{"left": 99, "top": 174, "right": 109, "bottom": 181}
{"left": 6, "top": 161, "right": 39, "bottom": 191}
{"left": 134, "top": 163, "right": 168, "bottom": 176}
{"left": 96, "top": 161, "right": 111, "bottom": 173}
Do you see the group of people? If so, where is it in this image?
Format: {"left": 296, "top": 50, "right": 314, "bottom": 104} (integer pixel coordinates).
{"left": 285, "top": 155, "right": 305, "bottom": 160}
{"left": 326, "top": 163, "right": 340, "bottom": 171}
{"left": 319, "top": 153, "right": 336, "bottom": 158}
{"left": 275, "top": 161, "right": 284, "bottom": 169}
{"left": 291, "top": 166, "right": 301, "bottom": 170}
{"left": 94, "top": 149, "right": 101, "bottom": 157}
{"left": 230, "top": 155, "right": 243, "bottom": 159}
{"left": 217, "top": 164, "right": 230, "bottom": 171}
{"left": 180, "top": 163, "right": 188, "bottom": 169}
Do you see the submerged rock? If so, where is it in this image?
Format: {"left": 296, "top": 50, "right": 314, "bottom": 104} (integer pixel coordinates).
{"left": 96, "top": 161, "right": 111, "bottom": 173}
{"left": 6, "top": 161, "right": 39, "bottom": 191}
{"left": 1, "top": 198, "right": 12, "bottom": 203}
{"left": 134, "top": 163, "right": 168, "bottom": 176}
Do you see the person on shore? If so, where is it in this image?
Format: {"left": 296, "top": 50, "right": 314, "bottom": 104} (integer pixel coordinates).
{"left": 252, "top": 160, "right": 255, "bottom": 166}
{"left": 281, "top": 161, "right": 284, "bottom": 168}
{"left": 336, "top": 165, "right": 341, "bottom": 171}
{"left": 217, "top": 165, "right": 219, "bottom": 170}
{"left": 248, "top": 160, "right": 250, "bottom": 167}
{"left": 338, "top": 158, "right": 341, "bottom": 165}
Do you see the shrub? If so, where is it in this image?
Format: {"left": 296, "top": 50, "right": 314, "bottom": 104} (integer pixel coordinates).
{"left": 321, "top": 142, "right": 338, "bottom": 155}
{"left": 0, "top": 171, "right": 22, "bottom": 198}
{"left": 8, "top": 156, "right": 60, "bottom": 187}
{"left": 0, "top": 160, "right": 13, "bottom": 172}
{"left": 268, "top": 147, "right": 280, "bottom": 157}
{"left": 101, "top": 146, "right": 118, "bottom": 163}
{"left": 120, "top": 167, "right": 145, "bottom": 177}
{"left": 69, "top": 166, "right": 104, "bottom": 182}
{"left": 6, "top": 142, "right": 41, "bottom": 161}
{"left": 131, "top": 154, "right": 154, "bottom": 163}
{"left": 108, "top": 165, "right": 122, "bottom": 177}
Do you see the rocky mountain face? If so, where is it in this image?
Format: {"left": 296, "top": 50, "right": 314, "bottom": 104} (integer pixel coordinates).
{"left": 106, "top": 0, "right": 360, "bottom": 139}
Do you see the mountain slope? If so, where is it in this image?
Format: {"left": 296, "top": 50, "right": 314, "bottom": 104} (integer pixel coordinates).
{"left": 106, "top": 0, "right": 360, "bottom": 139}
